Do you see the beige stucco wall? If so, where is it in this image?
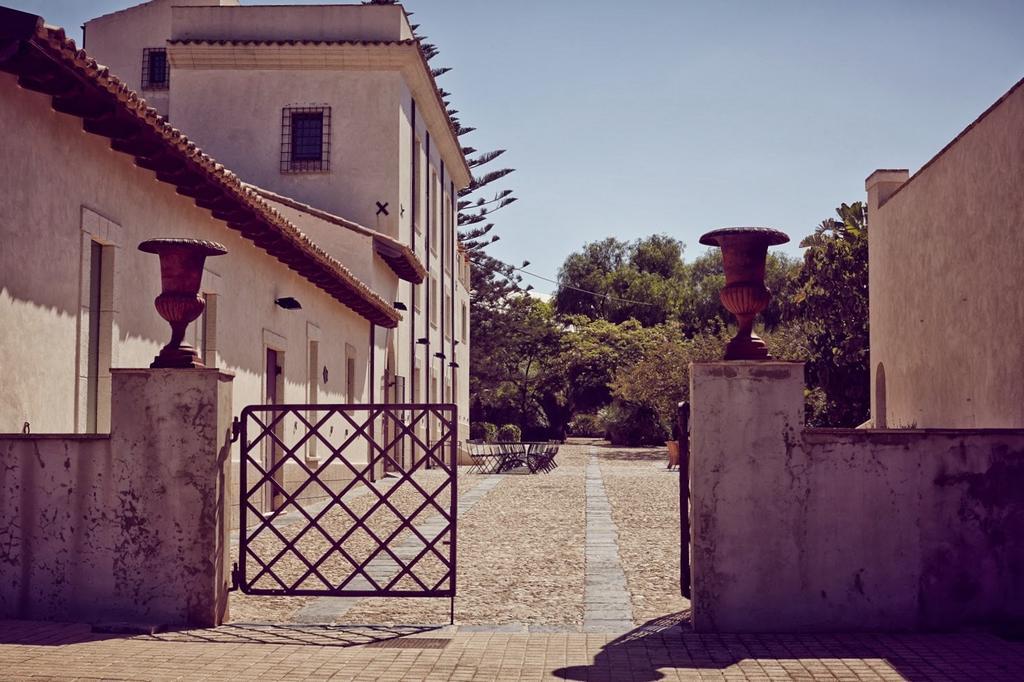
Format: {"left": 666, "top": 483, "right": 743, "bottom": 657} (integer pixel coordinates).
{"left": 0, "top": 70, "right": 372, "bottom": 431}
{"left": 690, "top": 361, "right": 1024, "bottom": 632}
{"left": 168, "top": 68, "right": 404, "bottom": 233}
{"left": 79, "top": 0, "right": 472, "bottom": 450}
{"left": 868, "top": 79, "right": 1024, "bottom": 429}
{"left": 171, "top": 3, "right": 412, "bottom": 43}
{"left": 0, "top": 369, "right": 233, "bottom": 626}
{"left": 166, "top": 1, "right": 470, "bottom": 438}
{"left": 0, "top": 72, "right": 383, "bottom": 524}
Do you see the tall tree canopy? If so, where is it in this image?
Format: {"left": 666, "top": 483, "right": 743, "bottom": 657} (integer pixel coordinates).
{"left": 553, "top": 234, "right": 688, "bottom": 326}
{"left": 794, "top": 202, "right": 870, "bottom": 426}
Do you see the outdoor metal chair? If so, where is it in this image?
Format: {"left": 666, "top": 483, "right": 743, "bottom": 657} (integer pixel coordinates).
{"left": 524, "top": 442, "right": 548, "bottom": 473}
{"left": 496, "top": 442, "right": 527, "bottom": 472}
{"left": 535, "top": 443, "right": 559, "bottom": 473}
{"left": 467, "top": 441, "right": 500, "bottom": 474}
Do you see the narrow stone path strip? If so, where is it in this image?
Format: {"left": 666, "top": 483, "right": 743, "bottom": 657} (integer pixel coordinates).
{"left": 293, "top": 473, "right": 505, "bottom": 624}
{"left": 584, "top": 449, "right": 634, "bottom": 631}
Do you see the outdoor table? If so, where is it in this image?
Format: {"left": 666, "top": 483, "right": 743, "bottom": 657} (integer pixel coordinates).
{"left": 467, "top": 442, "right": 558, "bottom": 474}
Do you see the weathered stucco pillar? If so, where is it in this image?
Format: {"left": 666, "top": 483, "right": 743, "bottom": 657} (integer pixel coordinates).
{"left": 106, "top": 368, "right": 233, "bottom": 626}
{"left": 0, "top": 368, "right": 233, "bottom": 626}
{"left": 689, "top": 361, "right": 804, "bottom": 632}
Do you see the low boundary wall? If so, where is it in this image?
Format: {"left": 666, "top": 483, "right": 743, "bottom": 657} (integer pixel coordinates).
{"left": 0, "top": 369, "right": 233, "bottom": 627}
{"left": 690, "top": 361, "right": 1024, "bottom": 632}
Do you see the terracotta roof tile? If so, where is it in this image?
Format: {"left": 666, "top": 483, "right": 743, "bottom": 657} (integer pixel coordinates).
{"left": 248, "top": 184, "right": 426, "bottom": 284}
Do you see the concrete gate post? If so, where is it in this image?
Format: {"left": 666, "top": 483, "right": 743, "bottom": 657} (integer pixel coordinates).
{"left": 108, "top": 368, "right": 233, "bottom": 627}
{"left": 688, "top": 361, "right": 804, "bottom": 632}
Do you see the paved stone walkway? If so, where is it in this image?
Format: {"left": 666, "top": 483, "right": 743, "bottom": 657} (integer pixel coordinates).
{"left": 584, "top": 451, "right": 634, "bottom": 632}
{"left": 2, "top": 619, "right": 1024, "bottom": 680}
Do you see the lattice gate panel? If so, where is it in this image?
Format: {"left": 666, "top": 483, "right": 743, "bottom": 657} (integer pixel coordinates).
{"left": 236, "top": 403, "right": 457, "bottom": 598}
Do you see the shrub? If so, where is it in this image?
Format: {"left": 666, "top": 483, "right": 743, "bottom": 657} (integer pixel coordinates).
{"left": 496, "top": 423, "right": 522, "bottom": 442}
{"left": 603, "top": 400, "right": 667, "bottom": 446}
{"left": 470, "top": 421, "right": 498, "bottom": 443}
{"left": 568, "top": 412, "right": 606, "bottom": 438}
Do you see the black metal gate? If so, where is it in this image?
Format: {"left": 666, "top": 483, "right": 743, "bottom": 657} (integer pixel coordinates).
{"left": 234, "top": 403, "right": 457, "bottom": 607}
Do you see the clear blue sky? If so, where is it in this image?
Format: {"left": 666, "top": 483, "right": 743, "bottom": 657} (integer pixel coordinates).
{"left": 15, "top": 0, "right": 1024, "bottom": 295}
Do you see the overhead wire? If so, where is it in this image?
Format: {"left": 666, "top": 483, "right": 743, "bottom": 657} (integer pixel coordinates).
{"left": 509, "top": 266, "right": 657, "bottom": 306}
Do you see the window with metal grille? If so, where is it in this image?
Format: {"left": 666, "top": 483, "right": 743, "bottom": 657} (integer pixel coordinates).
{"left": 281, "top": 106, "right": 331, "bottom": 173}
{"left": 141, "top": 48, "right": 169, "bottom": 90}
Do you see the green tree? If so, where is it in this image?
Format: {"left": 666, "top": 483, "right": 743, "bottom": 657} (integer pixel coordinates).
{"left": 469, "top": 295, "right": 560, "bottom": 433}
{"left": 610, "top": 325, "right": 726, "bottom": 430}
{"left": 534, "top": 316, "right": 663, "bottom": 438}
{"left": 553, "top": 235, "right": 687, "bottom": 326}
{"left": 794, "top": 202, "right": 870, "bottom": 427}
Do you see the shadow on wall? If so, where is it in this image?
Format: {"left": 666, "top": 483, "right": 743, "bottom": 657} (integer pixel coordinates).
{"left": 553, "top": 612, "right": 1023, "bottom": 682}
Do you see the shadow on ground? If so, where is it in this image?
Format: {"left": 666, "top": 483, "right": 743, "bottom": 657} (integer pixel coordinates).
{"left": 553, "top": 611, "right": 1024, "bottom": 682}
{"left": 588, "top": 440, "right": 667, "bottom": 463}
{"left": 148, "top": 623, "right": 445, "bottom": 648}
{"left": 0, "top": 620, "right": 444, "bottom": 649}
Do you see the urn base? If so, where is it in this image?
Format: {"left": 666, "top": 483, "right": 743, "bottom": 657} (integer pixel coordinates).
{"left": 151, "top": 342, "right": 206, "bottom": 369}
{"left": 724, "top": 332, "right": 772, "bottom": 361}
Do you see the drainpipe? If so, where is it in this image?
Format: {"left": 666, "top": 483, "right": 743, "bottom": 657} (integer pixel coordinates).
{"left": 409, "top": 100, "right": 416, "bottom": 411}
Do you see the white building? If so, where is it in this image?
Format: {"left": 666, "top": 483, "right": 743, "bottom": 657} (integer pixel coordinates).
{"left": 0, "top": 1, "right": 473, "bottom": 521}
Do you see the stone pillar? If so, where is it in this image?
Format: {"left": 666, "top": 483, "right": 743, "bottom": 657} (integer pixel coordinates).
{"left": 107, "top": 368, "right": 233, "bottom": 627}
{"left": 689, "top": 361, "right": 804, "bottom": 632}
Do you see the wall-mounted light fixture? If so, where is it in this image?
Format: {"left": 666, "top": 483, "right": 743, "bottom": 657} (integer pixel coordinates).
{"left": 448, "top": 361, "right": 460, "bottom": 368}
{"left": 393, "top": 301, "right": 407, "bottom": 311}
{"left": 434, "top": 352, "right": 446, "bottom": 359}
{"left": 275, "top": 296, "right": 302, "bottom": 310}
{"left": 416, "top": 337, "right": 429, "bottom": 345}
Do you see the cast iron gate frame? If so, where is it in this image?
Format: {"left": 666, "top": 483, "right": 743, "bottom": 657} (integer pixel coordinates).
{"left": 234, "top": 402, "right": 458, "bottom": 619}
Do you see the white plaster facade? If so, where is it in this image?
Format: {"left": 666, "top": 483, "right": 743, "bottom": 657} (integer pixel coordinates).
{"left": 866, "top": 77, "right": 1024, "bottom": 429}
{"left": 83, "top": 0, "right": 473, "bottom": 445}
{"left": 0, "top": 70, "right": 376, "bottom": 436}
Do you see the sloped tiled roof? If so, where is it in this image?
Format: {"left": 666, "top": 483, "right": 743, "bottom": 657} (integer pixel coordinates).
{"left": 0, "top": 5, "right": 399, "bottom": 328}
{"left": 248, "top": 184, "right": 426, "bottom": 284}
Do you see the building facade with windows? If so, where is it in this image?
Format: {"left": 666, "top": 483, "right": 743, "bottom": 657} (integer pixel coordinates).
{"left": 82, "top": 0, "right": 472, "bottom": 450}
{"left": 0, "top": 1, "right": 472, "bottom": 522}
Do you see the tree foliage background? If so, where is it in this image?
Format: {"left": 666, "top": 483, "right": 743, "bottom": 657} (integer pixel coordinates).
{"left": 379, "top": 0, "right": 871, "bottom": 441}
{"left": 470, "top": 203, "right": 871, "bottom": 443}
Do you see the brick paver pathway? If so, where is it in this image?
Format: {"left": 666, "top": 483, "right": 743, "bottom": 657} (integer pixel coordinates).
{"left": 2, "top": 619, "right": 1024, "bottom": 680}
{"left": 584, "top": 450, "right": 634, "bottom": 632}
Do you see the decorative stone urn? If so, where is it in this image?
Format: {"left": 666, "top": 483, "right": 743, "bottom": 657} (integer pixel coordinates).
{"left": 698, "top": 227, "right": 789, "bottom": 361}
{"left": 139, "top": 238, "right": 227, "bottom": 368}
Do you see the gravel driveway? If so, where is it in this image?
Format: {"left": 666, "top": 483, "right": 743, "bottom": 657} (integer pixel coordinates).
{"left": 229, "top": 439, "right": 685, "bottom": 628}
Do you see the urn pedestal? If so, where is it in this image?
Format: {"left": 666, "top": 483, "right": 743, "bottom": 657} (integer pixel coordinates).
{"left": 698, "top": 227, "right": 789, "bottom": 361}
{"left": 139, "top": 238, "right": 227, "bottom": 369}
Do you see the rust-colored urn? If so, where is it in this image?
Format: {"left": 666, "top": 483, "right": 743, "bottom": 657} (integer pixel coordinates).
{"left": 698, "top": 227, "right": 789, "bottom": 361}
{"left": 139, "top": 238, "right": 227, "bottom": 368}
